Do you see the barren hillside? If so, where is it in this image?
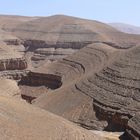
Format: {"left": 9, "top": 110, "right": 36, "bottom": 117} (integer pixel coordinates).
{"left": 109, "top": 23, "right": 140, "bottom": 34}
{"left": 0, "top": 15, "right": 140, "bottom": 140}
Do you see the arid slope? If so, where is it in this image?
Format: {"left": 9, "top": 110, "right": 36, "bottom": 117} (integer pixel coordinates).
{"left": 0, "top": 15, "right": 140, "bottom": 140}
{"left": 0, "top": 96, "right": 105, "bottom": 140}
{"left": 33, "top": 43, "right": 140, "bottom": 139}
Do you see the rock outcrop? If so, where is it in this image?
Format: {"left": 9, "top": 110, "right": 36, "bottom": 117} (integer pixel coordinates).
{"left": 0, "top": 70, "right": 29, "bottom": 80}
{"left": 75, "top": 45, "right": 140, "bottom": 134}
{"left": 33, "top": 43, "right": 119, "bottom": 130}
{"left": 0, "top": 58, "right": 27, "bottom": 71}
{"left": 0, "top": 43, "right": 27, "bottom": 73}
{"left": 23, "top": 40, "right": 90, "bottom": 68}
{"left": 0, "top": 39, "right": 27, "bottom": 79}
{"left": 18, "top": 71, "right": 62, "bottom": 103}
{"left": 32, "top": 48, "right": 77, "bottom": 62}
{"left": 19, "top": 72, "right": 62, "bottom": 89}
{"left": 124, "top": 113, "right": 140, "bottom": 140}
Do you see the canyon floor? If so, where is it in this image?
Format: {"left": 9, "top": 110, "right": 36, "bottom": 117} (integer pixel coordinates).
{"left": 0, "top": 15, "right": 140, "bottom": 140}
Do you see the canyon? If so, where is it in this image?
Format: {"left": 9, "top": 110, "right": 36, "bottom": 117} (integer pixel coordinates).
{"left": 0, "top": 15, "right": 140, "bottom": 140}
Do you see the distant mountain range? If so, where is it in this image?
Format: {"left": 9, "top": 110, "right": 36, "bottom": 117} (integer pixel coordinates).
{"left": 109, "top": 23, "right": 140, "bottom": 34}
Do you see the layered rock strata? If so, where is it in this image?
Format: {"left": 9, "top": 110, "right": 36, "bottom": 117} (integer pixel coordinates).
{"left": 124, "top": 114, "right": 140, "bottom": 140}
{"left": 75, "top": 45, "right": 140, "bottom": 133}
{"left": 0, "top": 70, "right": 29, "bottom": 80}
{"left": 33, "top": 43, "right": 119, "bottom": 130}
{"left": 19, "top": 72, "right": 62, "bottom": 103}
{"left": 33, "top": 43, "right": 140, "bottom": 139}
{"left": 0, "top": 58, "right": 27, "bottom": 71}
{"left": 19, "top": 72, "right": 62, "bottom": 89}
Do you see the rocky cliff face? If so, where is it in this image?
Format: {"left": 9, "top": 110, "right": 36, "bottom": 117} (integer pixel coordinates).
{"left": 19, "top": 72, "right": 62, "bottom": 89}
{"left": 32, "top": 48, "right": 77, "bottom": 61}
{"left": 0, "top": 38, "right": 27, "bottom": 79}
{"left": 0, "top": 70, "right": 29, "bottom": 80}
{"left": 18, "top": 71, "right": 62, "bottom": 103}
{"left": 33, "top": 43, "right": 140, "bottom": 139}
{"left": 0, "top": 45, "right": 27, "bottom": 77}
{"left": 75, "top": 45, "right": 140, "bottom": 133}
{"left": 124, "top": 114, "right": 140, "bottom": 140}
{"left": 33, "top": 43, "right": 118, "bottom": 130}
{"left": 0, "top": 58, "right": 27, "bottom": 71}
{"left": 23, "top": 39, "right": 91, "bottom": 68}
{"left": 23, "top": 40, "right": 91, "bottom": 51}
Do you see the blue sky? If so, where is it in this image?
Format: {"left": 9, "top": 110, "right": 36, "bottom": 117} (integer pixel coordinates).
{"left": 0, "top": 0, "right": 140, "bottom": 26}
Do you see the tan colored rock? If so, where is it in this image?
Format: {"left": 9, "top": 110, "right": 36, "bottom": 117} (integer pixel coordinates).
{"left": 0, "top": 78, "right": 20, "bottom": 98}
{"left": 0, "top": 42, "right": 27, "bottom": 71}
{"left": 0, "top": 15, "right": 140, "bottom": 139}
{"left": 0, "top": 95, "right": 105, "bottom": 140}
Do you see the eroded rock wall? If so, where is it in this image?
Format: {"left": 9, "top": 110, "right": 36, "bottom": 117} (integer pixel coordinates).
{"left": 19, "top": 72, "right": 62, "bottom": 89}
{"left": 0, "top": 70, "right": 29, "bottom": 80}
{"left": 124, "top": 114, "right": 140, "bottom": 140}
{"left": 0, "top": 58, "right": 27, "bottom": 71}
{"left": 33, "top": 43, "right": 140, "bottom": 139}
{"left": 23, "top": 40, "right": 91, "bottom": 49}
{"left": 33, "top": 43, "right": 119, "bottom": 130}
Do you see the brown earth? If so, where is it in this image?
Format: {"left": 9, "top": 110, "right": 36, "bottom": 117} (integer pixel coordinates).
{"left": 0, "top": 96, "right": 105, "bottom": 140}
{"left": 0, "top": 15, "right": 140, "bottom": 140}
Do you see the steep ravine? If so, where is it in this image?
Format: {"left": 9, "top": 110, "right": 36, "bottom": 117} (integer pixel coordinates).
{"left": 18, "top": 71, "right": 62, "bottom": 103}
{"left": 17, "top": 66, "right": 126, "bottom": 140}
{"left": 30, "top": 43, "right": 140, "bottom": 140}
{"left": 74, "top": 45, "right": 140, "bottom": 139}
{"left": 1, "top": 38, "right": 139, "bottom": 140}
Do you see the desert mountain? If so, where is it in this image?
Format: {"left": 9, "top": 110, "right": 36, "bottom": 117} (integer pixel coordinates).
{"left": 109, "top": 23, "right": 140, "bottom": 34}
{"left": 0, "top": 15, "right": 139, "bottom": 140}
